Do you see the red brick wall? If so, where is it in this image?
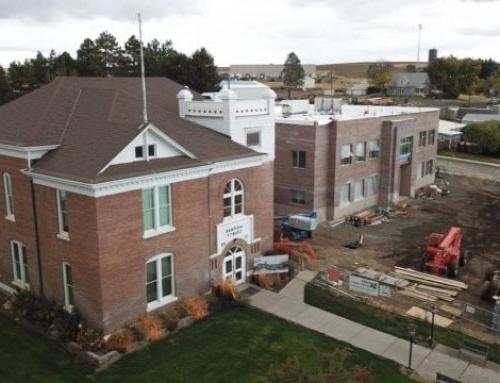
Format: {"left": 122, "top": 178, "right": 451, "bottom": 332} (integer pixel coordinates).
{"left": 0, "top": 156, "right": 40, "bottom": 294}
{"left": 34, "top": 184, "right": 103, "bottom": 328}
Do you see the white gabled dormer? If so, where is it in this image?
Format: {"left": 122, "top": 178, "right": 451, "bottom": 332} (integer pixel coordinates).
{"left": 177, "top": 82, "right": 276, "bottom": 160}
{"left": 99, "top": 124, "right": 195, "bottom": 173}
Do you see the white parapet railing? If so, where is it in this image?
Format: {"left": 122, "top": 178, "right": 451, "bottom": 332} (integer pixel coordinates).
{"left": 184, "top": 99, "right": 270, "bottom": 118}
{"left": 185, "top": 101, "right": 224, "bottom": 117}
{"left": 234, "top": 100, "right": 269, "bottom": 116}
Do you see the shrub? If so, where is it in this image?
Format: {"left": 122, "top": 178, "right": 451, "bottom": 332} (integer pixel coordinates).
{"left": 254, "top": 273, "right": 274, "bottom": 290}
{"left": 12, "top": 291, "right": 57, "bottom": 328}
{"left": 135, "top": 313, "right": 164, "bottom": 342}
{"left": 106, "top": 328, "right": 135, "bottom": 353}
{"left": 215, "top": 279, "right": 238, "bottom": 302}
{"left": 49, "top": 307, "right": 80, "bottom": 341}
{"left": 180, "top": 296, "right": 209, "bottom": 320}
{"left": 76, "top": 326, "right": 105, "bottom": 352}
{"left": 162, "top": 306, "right": 181, "bottom": 331}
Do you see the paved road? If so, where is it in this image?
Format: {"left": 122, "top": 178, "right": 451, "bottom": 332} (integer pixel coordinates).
{"left": 247, "top": 271, "right": 500, "bottom": 383}
{"left": 437, "top": 155, "right": 500, "bottom": 182}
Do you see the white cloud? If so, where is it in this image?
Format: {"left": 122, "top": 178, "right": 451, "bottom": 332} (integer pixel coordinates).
{"left": 0, "top": 0, "right": 499, "bottom": 67}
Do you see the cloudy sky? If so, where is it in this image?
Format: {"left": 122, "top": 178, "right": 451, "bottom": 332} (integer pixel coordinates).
{"left": 0, "top": 0, "right": 499, "bottom": 67}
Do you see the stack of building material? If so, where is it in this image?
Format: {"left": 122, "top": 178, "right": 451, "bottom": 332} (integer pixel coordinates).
{"left": 394, "top": 267, "right": 467, "bottom": 303}
{"left": 355, "top": 267, "right": 410, "bottom": 289}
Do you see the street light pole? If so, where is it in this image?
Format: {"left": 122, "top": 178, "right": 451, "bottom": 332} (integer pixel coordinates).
{"left": 428, "top": 305, "right": 436, "bottom": 348}
{"left": 408, "top": 328, "right": 416, "bottom": 370}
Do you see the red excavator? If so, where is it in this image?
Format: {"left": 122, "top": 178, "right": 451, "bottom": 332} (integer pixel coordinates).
{"left": 421, "top": 226, "right": 468, "bottom": 278}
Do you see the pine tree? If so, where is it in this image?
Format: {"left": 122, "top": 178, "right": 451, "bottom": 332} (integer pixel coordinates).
{"left": 281, "top": 52, "right": 305, "bottom": 98}
{"left": 0, "top": 65, "right": 13, "bottom": 105}
{"left": 123, "top": 35, "right": 141, "bottom": 76}
{"left": 77, "top": 38, "right": 102, "bottom": 76}
{"left": 95, "top": 31, "right": 123, "bottom": 76}
{"left": 188, "top": 48, "right": 218, "bottom": 92}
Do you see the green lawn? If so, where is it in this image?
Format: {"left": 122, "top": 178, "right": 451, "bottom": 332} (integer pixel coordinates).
{"left": 0, "top": 307, "right": 414, "bottom": 383}
{"left": 438, "top": 150, "right": 500, "bottom": 165}
{"left": 305, "top": 282, "right": 500, "bottom": 364}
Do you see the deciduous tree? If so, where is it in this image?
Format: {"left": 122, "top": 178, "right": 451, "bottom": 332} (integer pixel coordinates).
{"left": 282, "top": 52, "right": 305, "bottom": 98}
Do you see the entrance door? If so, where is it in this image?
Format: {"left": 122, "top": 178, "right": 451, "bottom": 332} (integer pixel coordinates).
{"left": 223, "top": 247, "right": 245, "bottom": 285}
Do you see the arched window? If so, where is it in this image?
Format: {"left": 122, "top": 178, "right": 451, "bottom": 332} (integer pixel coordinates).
{"left": 223, "top": 179, "right": 244, "bottom": 218}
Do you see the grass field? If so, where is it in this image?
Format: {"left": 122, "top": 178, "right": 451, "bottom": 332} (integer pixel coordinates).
{"left": 438, "top": 150, "right": 500, "bottom": 165}
{"left": 0, "top": 307, "right": 414, "bottom": 383}
{"left": 304, "top": 282, "right": 500, "bottom": 365}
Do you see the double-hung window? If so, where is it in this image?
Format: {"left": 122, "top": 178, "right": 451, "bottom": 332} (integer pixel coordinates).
{"left": 11, "top": 240, "right": 29, "bottom": 288}
{"left": 292, "top": 151, "right": 306, "bottom": 168}
{"left": 368, "top": 140, "right": 380, "bottom": 158}
{"left": 56, "top": 190, "right": 69, "bottom": 240}
{"left": 62, "top": 262, "right": 74, "bottom": 310}
{"left": 355, "top": 143, "right": 366, "bottom": 162}
{"left": 146, "top": 254, "right": 175, "bottom": 310}
{"left": 3, "top": 173, "right": 15, "bottom": 221}
{"left": 425, "top": 160, "right": 434, "bottom": 175}
{"left": 223, "top": 179, "right": 244, "bottom": 218}
{"left": 142, "top": 185, "right": 172, "bottom": 238}
{"left": 339, "top": 183, "right": 351, "bottom": 207}
{"left": 340, "top": 144, "right": 352, "bottom": 165}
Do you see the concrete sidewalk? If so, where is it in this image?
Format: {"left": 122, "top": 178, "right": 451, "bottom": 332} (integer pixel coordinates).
{"left": 246, "top": 271, "right": 500, "bottom": 383}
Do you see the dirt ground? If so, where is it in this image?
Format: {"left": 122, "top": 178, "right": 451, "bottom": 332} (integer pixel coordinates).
{"left": 308, "top": 175, "right": 500, "bottom": 311}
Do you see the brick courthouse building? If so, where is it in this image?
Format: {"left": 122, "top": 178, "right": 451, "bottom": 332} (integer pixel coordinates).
{"left": 0, "top": 77, "right": 276, "bottom": 333}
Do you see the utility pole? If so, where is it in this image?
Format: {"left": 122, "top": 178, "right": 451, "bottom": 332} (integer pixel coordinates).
{"left": 417, "top": 24, "right": 422, "bottom": 64}
{"left": 138, "top": 13, "right": 148, "bottom": 124}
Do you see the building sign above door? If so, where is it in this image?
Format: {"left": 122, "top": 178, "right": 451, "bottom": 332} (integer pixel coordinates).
{"left": 217, "top": 214, "right": 254, "bottom": 253}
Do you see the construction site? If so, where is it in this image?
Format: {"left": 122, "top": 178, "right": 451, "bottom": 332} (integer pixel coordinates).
{"left": 300, "top": 174, "right": 500, "bottom": 339}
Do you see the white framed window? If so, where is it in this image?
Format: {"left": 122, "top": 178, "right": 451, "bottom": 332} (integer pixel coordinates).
{"left": 148, "top": 144, "right": 156, "bottom": 157}
{"left": 339, "top": 183, "right": 351, "bottom": 207}
{"left": 353, "top": 180, "right": 365, "bottom": 201}
{"left": 290, "top": 189, "right": 306, "bottom": 205}
{"left": 246, "top": 131, "right": 261, "bottom": 147}
{"left": 223, "top": 179, "right": 244, "bottom": 218}
{"left": 135, "top": 146, "right": 144, "bottom": 159}
{"left": 292, "top": 150, "right": 306, "bottom": 169}
{"left": 142, "top": 185, "right": 173, "bottom": 238}
{"left": 366, "top": 175, "right": 379, "bottom": 196}
{"left": 355, "top": 142, "right": 366, "bottom": 162}
{"left": 62, "top": 262, "right": 74, "bottom": 310}
{"left": 368, "top": 140, "right": 380, "bottom": 158}
{"left": 340, "top": 144, "right": 352, "bottom": 165}
{"left": 3, "top": 173, "right": 15, "bottom": 221}
{"left": 56, "top": 189, "right": 69, "bottom": 240}
{"left": 11, "top": 240, "right": 29, "bottom": 289}
{"left": 146, "top": 253, "right": 175, "bottom": 311}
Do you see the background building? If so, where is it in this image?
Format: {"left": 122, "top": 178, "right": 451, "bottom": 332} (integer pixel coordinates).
{"left": 386, "top": 72, "right": 430, "bottom": 97}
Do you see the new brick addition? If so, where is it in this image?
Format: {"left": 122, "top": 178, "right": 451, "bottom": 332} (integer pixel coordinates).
{"left": 274, "top": 104, "right": 439, "bottom": 222}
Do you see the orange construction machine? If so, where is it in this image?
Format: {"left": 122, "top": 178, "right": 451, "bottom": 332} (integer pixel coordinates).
{"left": 421, "top": 226, "right": 468, "bottom": 277}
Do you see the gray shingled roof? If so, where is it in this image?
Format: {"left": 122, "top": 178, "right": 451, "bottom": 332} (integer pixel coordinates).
{"left": 0, "top": 77, "right": 259, "bottom": 183}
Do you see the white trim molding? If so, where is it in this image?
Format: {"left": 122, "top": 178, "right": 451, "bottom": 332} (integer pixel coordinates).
{"left": 27, "top": 154, "right": 268, "bottom": 198}
{"left": 0, "top": 143, "right": 60, "bottom": 166}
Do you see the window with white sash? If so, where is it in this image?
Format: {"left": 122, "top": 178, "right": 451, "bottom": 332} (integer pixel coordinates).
{"left": 368, "top": 140, "right": 380, "bottom": 158}
{"left": 366, "top": 175, "right": 379, "bottom": 195}
{"left": 355, "top": 142, "right": 366, "bottom": 162}
{"left": 142, "top": 185, "right": 172, "bottom": 238}
{"left": 146, "top": 254, "right": 175, "bottom": 310}
{"left": 223, "top": 179, "right": 244, "bottom": 218}
{"left": 11, "top": 240, "right": 29, "bottom": 288}
{"left": 63, "top": 262, "right": 74, "bottom": 309}
{"left": 3, "top": 173, "right": 15, "bottom": 220}
{"left": 56, "top": 189, "right": 69, "bottom": 240}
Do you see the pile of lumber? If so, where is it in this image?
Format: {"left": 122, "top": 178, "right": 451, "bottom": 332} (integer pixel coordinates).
{"left": 346, "top": 210, "right": 384, "bottom": 226}
{"left": 394, "top": 267, "right": 467, "bottom": 303}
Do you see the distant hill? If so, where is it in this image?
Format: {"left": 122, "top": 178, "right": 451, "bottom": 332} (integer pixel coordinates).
{"left": 317, "top": 62, "right": 428, "bottom": 79}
